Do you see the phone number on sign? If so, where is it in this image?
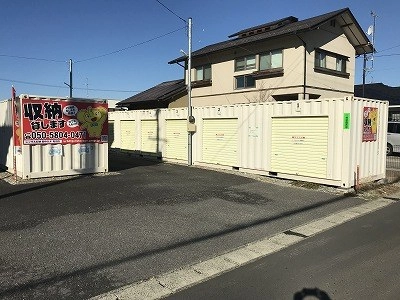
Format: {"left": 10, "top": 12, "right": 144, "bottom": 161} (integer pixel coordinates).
{"left": 24, "top": 131, "right": 87, "bottom": 140}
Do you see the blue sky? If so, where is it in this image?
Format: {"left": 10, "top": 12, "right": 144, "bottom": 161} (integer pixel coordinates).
{"left": 0, "top": 0, "right": 399, "bottom": 101}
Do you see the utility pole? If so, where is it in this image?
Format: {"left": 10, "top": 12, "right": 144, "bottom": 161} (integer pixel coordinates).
{"left": 86, "top": 77, "right": 89, "bottom": 98}
{"left": 370, "top": 11, "right": 377, "bottom": 70}
{"left": 187, "top": 17, "right": 193, "bottom": 166}
{"left": 362, "top": 53, "right": 366, "bottom": 97}
{"left": 64, "top": 59, "right": 73, "bottom": 98}
{"left": 362, "top": 11, "right": 377, "bottom": 97}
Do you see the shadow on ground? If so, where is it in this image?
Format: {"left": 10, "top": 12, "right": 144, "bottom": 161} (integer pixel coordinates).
{"left": 108, "top": 151, "right": 162, "bottom": 172}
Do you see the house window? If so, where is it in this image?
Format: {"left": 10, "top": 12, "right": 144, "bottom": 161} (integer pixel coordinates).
{"left": 235, "top": 75, "right": 255, "bottom": 89}
{"left": 235, "top": 55, "right": 256, "bottom": 71}
{"left": 336, "top": 57, "right": 346, "bottom": 72}
{"left": 195, "top": 65, "right": 211, "bottom": 81}
{"left": 315, "top": 51, "right": 326, "bottom": 68}
{"left": 260, "top": 49, "right": 283, "bottom": 70}
{"left": 314, "top": 49, "right": 349, "bottom": 78}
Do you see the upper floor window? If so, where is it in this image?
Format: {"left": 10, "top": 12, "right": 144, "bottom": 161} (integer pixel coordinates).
{"left": 260, "top": 49, "right": 283, "bottom": 70}
{"left": 314, "top": 49, "right": 349, "bottom": 78}
{"left": 235, "top": 55, "right": 256, "bottom": 71}
{"left": 315, "top": 51, "right": 326, "bottom": 68}
{"left": 336, "top": 57, "right": 346, "bottom": 73}
{"left": 195, "top": 65, "right": 211, "bottom": 81}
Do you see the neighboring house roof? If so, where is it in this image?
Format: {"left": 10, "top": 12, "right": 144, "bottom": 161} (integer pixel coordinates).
{"left": 169, "top": 7, "right": 372, "bottom": 64}
{"left": 354, "top": 83, "right": 400, "bottom": 105}
{"left": 117, "top": 79, "right": 186, "bottom": 106}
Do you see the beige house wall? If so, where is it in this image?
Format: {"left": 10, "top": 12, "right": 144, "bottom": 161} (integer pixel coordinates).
{"left": 168, "top": 94, "right": 188, "bottom": 108}
{"left": 187, "top": 20, "right": 356, "bottom": 107}
{"left": 303, "top": 22, "right": 355, "bottom": 95}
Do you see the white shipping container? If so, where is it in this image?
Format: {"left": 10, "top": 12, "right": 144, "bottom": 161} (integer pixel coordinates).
{"left": 193, "top": 97, "right": 388, "bottom": 188}
{"left": 0, "top": 95, "right": 109, "bottom": 179}
{"left": 109, "top": 96, "right": 388, "bottom": 188}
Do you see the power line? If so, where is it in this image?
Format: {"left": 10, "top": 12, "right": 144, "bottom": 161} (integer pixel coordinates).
{"left": 378, "top": 44, "right": 400, "bottom": 53}
{"left": 76, "top": 26, "right": 186, "bottom": 63}
{"left": 77, "top": 87, "right": 141, "bottom": 93}
{"left": 0, "top": 78, "right": 65, "bottom": 88}
{"left": 0, "top": 78, "right": 141, "bottom": 93}
{"left": 375, "top": 53, "right": 400, "bottom": 58}
{"left": 155, "top": 0, "right": 186, "bottom": 23}
{"left": 0, "top": 54, "right": 65, "bottom": 63}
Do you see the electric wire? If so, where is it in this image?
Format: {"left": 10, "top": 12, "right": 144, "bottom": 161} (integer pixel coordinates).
{"left": 1, "top": 26, "right": 186, "bottom": 64}
{"left": 0, "top": 78, "right": 141, "bottom": 93}
{"left": 155, "top": 0, "right": 186, "bottom": 23}
{"left": 375, "top": 53, "right": 400, "bottom": 58}
{"left": 0, "top": 54, "right": 65, "bottom": 63}
{"left": 75, "top": 26, "right": 186, "bottom": 63}
{"left": 378, "top": 44, "right": 400, "bottom": 53}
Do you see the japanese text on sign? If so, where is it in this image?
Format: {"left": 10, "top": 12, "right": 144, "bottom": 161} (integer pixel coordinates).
{"left": 22, "top": 98, "right": 108, "bottom": 145}
{"left": 362, "top": 107, "right": 378, "bottom": 142}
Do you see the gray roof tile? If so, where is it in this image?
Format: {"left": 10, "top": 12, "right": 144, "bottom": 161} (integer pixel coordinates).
{"left": 169, "top": 8, "right": 372, "bottom": 64}
{"left": 118, "top": 79, "right": 186, "bottom": 105}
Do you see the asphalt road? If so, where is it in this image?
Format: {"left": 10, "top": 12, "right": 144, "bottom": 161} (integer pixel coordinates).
{"left": 167, "top": 201, "right": 400, "bottom": 300}
{"left": 0, "top": 153, "right": 365, "bottom": 299}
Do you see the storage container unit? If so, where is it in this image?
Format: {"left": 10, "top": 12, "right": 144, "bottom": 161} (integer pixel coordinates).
{"left": 270, "top": 116, "right": 329, "bottom": 178}
{"left": 193, "top": 105, "right": 239, "bottom": 169}
{"left": 108, "top": 110, "right": 136, "bottom": 151}
{"left": 162, "top": 107, "right": 188, "bottom": 162}
{"left": 165, "top": 119, "right": 187, "bottom": 161}
{"left": 0, "top": 95, "right": 109, "bottom": 179}
{"left": 201, "top": 118, "right": 238, "bottom": 166}
{"left": 120, "top": 120, "right": 136, "bottom": 151}
{"left": 109, "top": 96, "right": 387, "bottom": 188}
{"left": 193, "top": 97, "right": 388, "bottom": 188}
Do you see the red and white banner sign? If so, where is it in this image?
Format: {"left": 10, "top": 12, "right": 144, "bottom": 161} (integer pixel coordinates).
{"left": 21, "top": 97, "right": 108, "bottom": 145}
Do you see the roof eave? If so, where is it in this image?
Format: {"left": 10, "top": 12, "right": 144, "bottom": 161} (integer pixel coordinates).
{"left": 336, "top": 9, "right": 374, "bottom": 55}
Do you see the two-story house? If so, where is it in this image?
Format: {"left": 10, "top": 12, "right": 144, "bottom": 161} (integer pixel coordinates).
{"left": 169, "top": 7, "right": 373, "bottom": 107}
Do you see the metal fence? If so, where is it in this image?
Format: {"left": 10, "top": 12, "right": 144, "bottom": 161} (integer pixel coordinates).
{"left": 386, "top": 153, "right": 400, "bottom": 183}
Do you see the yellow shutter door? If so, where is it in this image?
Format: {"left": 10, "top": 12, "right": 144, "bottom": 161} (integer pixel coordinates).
{"left": 202, "top": 118, "right": 238, "bottom": 166}
{"left": 165, "top": 119, "right": 187, "bottom": 160}
{"left": 271, "top": 116, "right": 328, "bottom": 178}
{"left": 120, "top": 120, "right": 136, "bottom": 150}
{"left": 141, "top": 120, "right": 158, "bottom": 154}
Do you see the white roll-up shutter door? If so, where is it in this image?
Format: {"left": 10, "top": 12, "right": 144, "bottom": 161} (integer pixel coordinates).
{"left": 141, "top": 120, "right": 158, "bottom": 154}
{"left": 271, "top": 116, "right": 328, "bottom": 178}
{"left": 120, "top": 120, "right": 136, "bottom": 151}
{"left": 165, "top": 119, "right": 187, "bottom": 160}
{"left": 202, "top": 118, "right": 238, "bottom": 166}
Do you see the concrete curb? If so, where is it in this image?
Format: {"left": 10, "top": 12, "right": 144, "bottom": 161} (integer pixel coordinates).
{"left": 90, "top": 198, "right": 395, "bottom": 300}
